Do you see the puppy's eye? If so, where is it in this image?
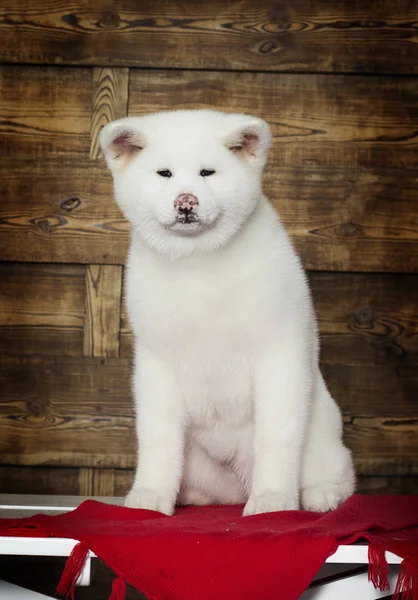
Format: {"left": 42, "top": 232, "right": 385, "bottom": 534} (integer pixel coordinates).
{"left": 157, "top": 169, "right": 173, "bottom": 178}
{"left": 200, "top": 169, "right": 215, "bottom": 177}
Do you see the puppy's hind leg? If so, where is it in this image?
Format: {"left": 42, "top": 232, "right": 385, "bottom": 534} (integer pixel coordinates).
{"left": 301, "top": 371, "right": 355, "bottom": 512}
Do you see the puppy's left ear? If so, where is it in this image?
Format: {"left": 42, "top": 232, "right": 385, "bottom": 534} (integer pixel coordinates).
{"left": 224, "top": 117, "right": 272, "bottom": 169}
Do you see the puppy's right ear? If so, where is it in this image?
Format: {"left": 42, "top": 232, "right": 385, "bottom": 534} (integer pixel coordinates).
{"left": 223, "top": 116, "right": 271, "bottom": 171}
{"left": 100, "top": 118, "right": 145, "bottom": 173}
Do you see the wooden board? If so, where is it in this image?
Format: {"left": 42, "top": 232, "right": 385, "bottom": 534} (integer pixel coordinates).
{"left": 129, "top": 70, "right": 418, "bottom": 172}
{"left": 0, "top": 356, "right": 136, "bottom": 468}
{"left": 324, "top": 363, "right": 417, "bottom": 418}
{"left": 1, "top": 465, "right": 117, "bottom": 496}
{"left": 272, "top": 167, "right": 418, "bottom": 273}
{"left": 1, "top": 68, "right": 417, "bottom": 271}
{"left": 357, "top": 476, "right": 418, "bottom": 495}
{"left": 83, "top": 265, "right": 123, "bottom": 358}
{"left": 0, "top": 158, "right": 128, "bottom": 264}
{"left": 0, "top": 263, "right": 86, "bottom": 356}
{"left": 0, "top": 67, "right": 92, "bottom": 159}
{"left": 343, "top": 411, "right": 418, "bottom": 470}
{"left": 2, "top": 160, "right": 417, "bottom": 272}
{"left": 0, "top": 348, "right": 416, "bottom": 475}
{"left": 114, "top": 468, "right": 134, "bottom": 497}
{"left": 310, "top": 273, "right": 418, "bottom": 368}
{"left": 78, "top": 466, "right": 116, "bottom": 496}
{"left": 2, "top": 465, "right": 418, "bottom": 496}
{"left": 1, "top": 1, "right": 418, "bottom": 74}
{"left": 90, "top": 67, "right": 129, "bottom": 160}
{"left": 0, "top": 465, "right": 81, "bottom": 495}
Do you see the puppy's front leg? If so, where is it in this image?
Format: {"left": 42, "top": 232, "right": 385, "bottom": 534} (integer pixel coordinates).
{"left": 244, "top": 346, "right": 312, "bottom": 516}
{"left": 125, "top": 345, "right": 184, "bottom": 515}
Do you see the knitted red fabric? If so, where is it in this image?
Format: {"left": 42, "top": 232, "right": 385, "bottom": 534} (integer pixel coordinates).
{"left": 1, "top": 494, "right": 417, "bottom": 600}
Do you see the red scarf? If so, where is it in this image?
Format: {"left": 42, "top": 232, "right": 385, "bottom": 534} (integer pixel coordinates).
{"left": 1, "top": 494, "right": 417, "bottom": 600}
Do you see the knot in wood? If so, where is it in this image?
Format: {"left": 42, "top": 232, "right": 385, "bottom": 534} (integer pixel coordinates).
{"left": 340, "top": 222, "right": 363, "bottom": 237}
{"left": 259, "top": 40, "right": 278, "bottom": 54}
{"left": 26, "top": 398, "right": 45, "bottom": 418}
{"left": 61, "top": 13, "right": 79, "bottom": 28}
{"left": 37, "top": 219, "right": 53, "bottom": 234}
{"left": 60, "top": 196, "right": 81, "bottom": 213}
{"left": 100, "top": 10, "right": 120, "bottom": 29}
{"left": 33, "top": 215, "right": 66, "bottom": 234}
{"left": 355, "top": 306, "right": 374, "bottom": 328}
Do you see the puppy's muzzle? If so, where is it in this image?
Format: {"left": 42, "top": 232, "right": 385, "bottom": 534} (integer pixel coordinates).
{"left": 174, "top": 194, "right": 199, "bottom": 223}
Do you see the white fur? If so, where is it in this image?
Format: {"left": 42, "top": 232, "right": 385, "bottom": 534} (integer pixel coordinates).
{"left": 100, "top": 109, "right": 355, "bottom": 516}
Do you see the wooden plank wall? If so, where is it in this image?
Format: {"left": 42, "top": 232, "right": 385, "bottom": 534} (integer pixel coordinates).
{"left": 0, "top": 1, "right": 417, "bottom": 498}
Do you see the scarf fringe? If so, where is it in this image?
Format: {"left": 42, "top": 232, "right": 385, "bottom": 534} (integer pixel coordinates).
{"left": 393, "top": 557, "right": 418, "bottom": 600}
{"left": 56, "top": 541, "right": 90, "bottom": 600}
{"left": 368, "top": 538, "right": 390, "bottom": 591}
{"left": 110, "top": 575, "right": 127, "bottom": 600}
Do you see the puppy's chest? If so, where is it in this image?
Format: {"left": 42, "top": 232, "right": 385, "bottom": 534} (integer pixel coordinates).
{"left": 180, "top": 346, "right": 253, "bottom": 427}
{"left": 128, "top": 267, "right": 260, "bottom": 426}
{"left": 129, "top": 267, "right": 268, "bottom": 353}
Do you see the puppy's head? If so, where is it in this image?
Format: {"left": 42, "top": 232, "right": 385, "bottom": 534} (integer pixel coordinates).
{"left": 100, "top": 110, "right": 271, "bottom": 259}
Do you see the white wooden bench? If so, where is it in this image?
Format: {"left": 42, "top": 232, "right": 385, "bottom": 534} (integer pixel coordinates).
{"left": 0, "top": 495, "right": 402, "bottom": 599}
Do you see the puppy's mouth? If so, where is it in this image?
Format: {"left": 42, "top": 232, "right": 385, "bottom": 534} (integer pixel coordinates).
{"left": 164, "top": 213, "right": 218, "bottom": 236}
{"left": 169, "top": 217, "right": 204, "bottom": 236}
{"left": 176, "top": 213, "right": 198, "bottom": 225}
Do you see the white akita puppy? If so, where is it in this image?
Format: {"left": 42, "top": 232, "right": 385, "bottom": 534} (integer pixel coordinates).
{"left": 100, "top": 109, "right": 355, "bottom": 516}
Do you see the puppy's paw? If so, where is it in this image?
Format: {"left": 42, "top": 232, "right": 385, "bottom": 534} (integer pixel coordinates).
{"left": 301, "top": 481, "right": 353, "bottom": 513}
{"left": 124, "top": 487, "right": 175, "bottom": 515}
{"left": 243, "top": 491, "right": 299, "bottom": 516}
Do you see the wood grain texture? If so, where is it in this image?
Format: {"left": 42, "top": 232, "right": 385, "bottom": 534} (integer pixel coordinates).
{"left": 2, "top": 159, "right": 417, "bottom": 272}
{"left": 357, "top": 476, "right": 418, "bottom": 495}
{"left": 0, "top": 356, "right": 135, "bottom": 468}
{"left": 0, "top": 67, "right": 92, "bottom": 159}
{"left": 310, "top": 273, "right": 418, "bottom": 368}
{"left": 3, "top": 163, "right": 417, "bottom": 272}
{"left": 78, "top": 467, "right": 116, "bottom": 495}
{"left": 129, "top": 70, "right": 418, "bottom": 171}
{"left": 1, "top": 1, "right": 418, "bottom": 74}
{"left": 271, "top": 167, "right": 418, "bottom": 273}
{"left": 1, "top": 351, "right": 416, "bottom": 475}
{"left": 0, "top": 263, "right": 86, "bottom": 356}
{"left": 324, "top": 363, "right": 417, "bottom": 420}
{"left": 90, "top": 67, "right": 129, "bottom": 160}
{"left": 3, "top": 467, "right": 418, "bottom": 496}
{"left": 114, "top": 468, "right": 134, "bottom": 497}
{"left": 344, "top": 413, "right": 418, "bottom": 473}
{"left": 0, "top": 465, "right": 80, "bottom": 495}
{"left": 313, "top": 272, "right": 418, "bottom": 472}
{"left": 0, "top": 158, "right": 128, "bottom": 264}
{"left": 1, "top": 68, "right": 417, "bottom": 271}
{"left": 84, "top": 265, "right": 122, "bottom": 358}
